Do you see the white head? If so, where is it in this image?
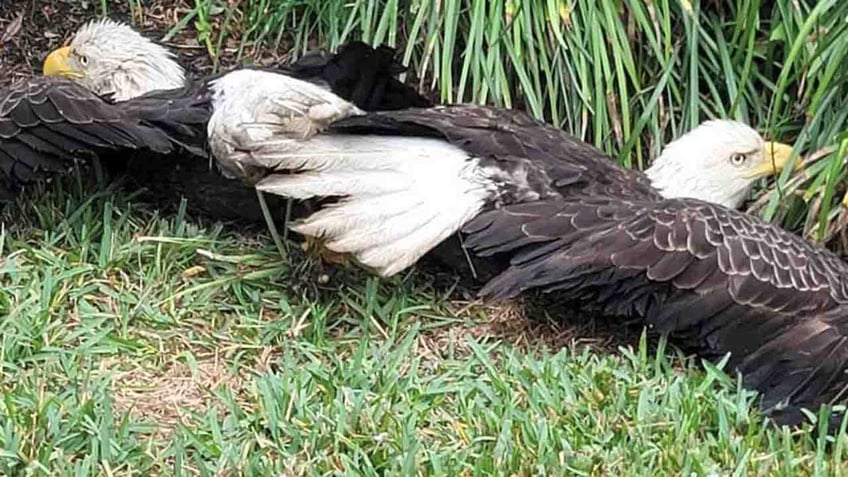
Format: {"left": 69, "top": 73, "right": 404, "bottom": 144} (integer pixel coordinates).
{"left": 42, "top": 19, "right": 185, "bottom": 101}
{"left": 645, "top": 120, "right": 795, "bottom": 209}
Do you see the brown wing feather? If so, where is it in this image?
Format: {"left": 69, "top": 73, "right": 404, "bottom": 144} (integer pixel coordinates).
{"left": 0, "top": 77, "right": 211, "bottom": 198}
{"left": 282, "top": 41, "right": 433, "bottom": 111}
{"left": 465, "top": 196, "right": 848, "bottom": 426}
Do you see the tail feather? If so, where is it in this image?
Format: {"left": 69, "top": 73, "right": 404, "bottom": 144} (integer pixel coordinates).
{"left": 290, "top": 195, "right": 433, "bottom": 249}
{"left": 293, "top": 199, "right": 429, "bottom": 240}
{"left": 249, "top": 134, "right": 495, "bottom": 275}
{"left": 248, "top": 134, "right": 430, "bottom": 171}
{"left": 207, "top": 69, "right": 493, "bottom": 276}
{"left": 258, "top": 170, "right": 409, "bottom": 198}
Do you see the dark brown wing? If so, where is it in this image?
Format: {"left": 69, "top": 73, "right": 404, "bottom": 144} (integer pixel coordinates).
{"left": 113, "top": 41, "right": 429, "bottom": 224}
{"left": 118, "top": 81, "right": 212, "bottom": 156}
{"left": 464, "top": 196, "right": 848, "bottom": 426}
{"left": 0, "top": 76, "right": 210, "bottom": 200}
{"left": 328, "top": 104, "right": 661, "bottom": 203}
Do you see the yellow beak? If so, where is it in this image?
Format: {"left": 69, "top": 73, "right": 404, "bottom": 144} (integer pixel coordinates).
{"left": 744, "top": 141, "right": 797, "bottom": 179}
{"left": 43, "top": 46, "right": 80, "bottom": 78}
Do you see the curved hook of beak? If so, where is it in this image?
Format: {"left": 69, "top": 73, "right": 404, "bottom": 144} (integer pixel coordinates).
{"left": 745, "top": 142, "right": 798, "bottom": 179}
{"left": 43, "top": 46, "right": 82, "bottom": 78}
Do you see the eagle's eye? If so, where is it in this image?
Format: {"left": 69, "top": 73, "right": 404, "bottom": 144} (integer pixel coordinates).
{"left": 79, "top": 55, "right": 89, "bottom": 66}
{"left": 730, "top": 153, "right": 747, "bottom": 167}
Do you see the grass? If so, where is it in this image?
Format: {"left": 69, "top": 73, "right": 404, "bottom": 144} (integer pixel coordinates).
{"left": 1, "top": 176, "right": 847, "bottom": 475}
{"left": 1, "top": 173, "right": 848, "bottom": 474}
{"left": 4, "top": 0, "right": 848, "bottom": 474}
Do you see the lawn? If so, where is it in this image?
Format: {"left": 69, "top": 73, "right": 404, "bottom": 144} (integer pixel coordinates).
{"left": 2, "top": 0, "right": 848, "bottom": 475}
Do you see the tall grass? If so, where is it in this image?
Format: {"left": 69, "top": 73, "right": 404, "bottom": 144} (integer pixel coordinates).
{"left": 174, "top": 0, "right": 848, "bottom": 246}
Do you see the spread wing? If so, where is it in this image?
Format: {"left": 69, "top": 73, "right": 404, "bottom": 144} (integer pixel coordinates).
{"left": 118, "top": 82, "right": 213, "bottom": 156}
{"left": 0, "top": 77, "right": 210, "bottom": 199}
{"left": 464, "top": 196, "right": 848, "bottom": 426}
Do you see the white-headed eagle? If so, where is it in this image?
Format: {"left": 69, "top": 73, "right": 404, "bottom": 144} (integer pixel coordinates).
{"left": 229, "top": 104, "right": 847, "bottom": 429}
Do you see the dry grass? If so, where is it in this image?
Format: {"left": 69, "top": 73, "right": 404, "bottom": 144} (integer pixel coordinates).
{"left": 108, "top": 353, "right": 247, "bottom": 439}
{"left": 420, "top": 298, "right": 633, "bottom": 360}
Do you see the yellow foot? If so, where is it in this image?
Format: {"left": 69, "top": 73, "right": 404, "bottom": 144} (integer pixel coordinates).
{"left": 301, "top": 236, "right": 351, "bottom": 267}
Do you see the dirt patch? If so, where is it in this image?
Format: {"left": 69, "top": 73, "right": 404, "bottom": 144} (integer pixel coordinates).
{"left": 107, "top": 353, "right": 246, "bottom": 439}
{"left": 417, "top": 294, "right": 654, "bottom": 366}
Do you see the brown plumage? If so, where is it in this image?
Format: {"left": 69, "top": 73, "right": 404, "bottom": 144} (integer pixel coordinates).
{"left": 325, "top": 105, "right": 666, "bottom": 280}
{"left": 0, "top": 41, "right": 432, "bottom": 223}
{"left": 330, "top": 105, "right": 660, "bottom": 202}
{"left": 0, "top": 77, "right": 210, "bottom": 201}
{"left": 111, "top": 41, "right": 434, "bottom": 223}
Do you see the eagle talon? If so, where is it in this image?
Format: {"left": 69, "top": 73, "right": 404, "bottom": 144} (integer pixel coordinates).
{"left": 301, "top": 235, "right": 351, "bottom": 268}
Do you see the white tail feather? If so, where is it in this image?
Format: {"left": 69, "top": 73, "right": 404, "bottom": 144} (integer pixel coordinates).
{"left": 206, "top": 69, "right": 363, "bottom": 180}
{"left": 248, "top": 135, "right": 434, "bottom": 172}
{"left": 325, "top": 207, "right": 438, "bottom": 252}
{"left": 258, "top": 171, "right": 410, "bottom": 199}
{"left": 354, "top": 210, "right": 461, "bottom": 276}
{"left": 286, "top": 192, "right": 425, "bottom": 238}
{"left": 254, "top": 135, "right": 495, "bottom": 276}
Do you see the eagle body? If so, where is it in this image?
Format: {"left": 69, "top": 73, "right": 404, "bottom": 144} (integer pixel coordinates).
{"left": 226, "top": 104, "right": 664, "bottom": 277}
{"left": 18, "top": 18, "right": 828, "bottom": 428}
{"left": 467, "top": 195, "right": 848, "bottom": 426}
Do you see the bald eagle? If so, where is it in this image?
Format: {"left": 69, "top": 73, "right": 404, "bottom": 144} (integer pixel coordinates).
{"left": 1, "top": 19, "right": 429, "bottom": 219}
{"left": 205, "top": 95, "right": 848, "bottom": 428}
{"left": 22, "top": 20, "right": 834, "bottom": 427}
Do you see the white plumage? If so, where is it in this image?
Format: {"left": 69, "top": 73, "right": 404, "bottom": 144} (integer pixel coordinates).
{"left": 206, "top": 70, "right": 497, "bottom": 276}
{"left": 645, "top": 120, "right": 778, "bottom": 209}
{"left": 70, "top": 19, "right": 185, "bottom": 100}
{"left": 255, "top": 135, "right": 495, "bottom": 276}
{"left": 206, "top": 69, "right": 363, "bottom": 180}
